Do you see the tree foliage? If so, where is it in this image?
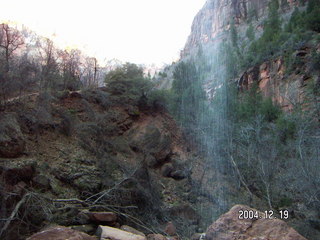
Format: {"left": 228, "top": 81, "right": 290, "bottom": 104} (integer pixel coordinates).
{"left": 236, "top": 83, "right": 281, "bottom": 123}
{"left": 105, "top": 62, "right": 144, "bottom": 83}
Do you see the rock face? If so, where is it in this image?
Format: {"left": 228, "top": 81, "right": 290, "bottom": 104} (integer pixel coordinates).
{"left": 0, "top": 113, "right": 26, "bottom": 158}
{"left": 26, "top": 226, "right": 96, "bottom": 240}
{"left": 237, "top": 45, "right": 319, "bottom": 111}
{"left": 238, "top": 58, "right": 297, "bottom": 110}
{"left": 206, "top": 205, "right": 307, "bottom": 240}
{"left": 180, "top": 0, "right": 316, "bottom": 112}
{"left": 183, "top": 0, "right": 300, "bottom": 55}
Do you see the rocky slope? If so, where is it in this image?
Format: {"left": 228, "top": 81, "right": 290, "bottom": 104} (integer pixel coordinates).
{"left": 0, "top": 81, "right": 213, "bottom": 239}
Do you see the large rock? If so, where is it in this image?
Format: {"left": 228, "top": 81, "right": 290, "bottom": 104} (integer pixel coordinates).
{"left": 206, "top": 205, "right": 307, "bottom": 240}
{"left": 26, "top": 226, "right": 96, "bottom": 240}
{"left": 0, "top": 113, "right": 26, "bottom": 158}
{"left": 164, "top": 222, "right": 177, "bottom": 236}
{"left": 120, "top": 225, "right": 146, "bottom": 237}
{"left": 97, "top": 226, "right": 146, "bottom": 240}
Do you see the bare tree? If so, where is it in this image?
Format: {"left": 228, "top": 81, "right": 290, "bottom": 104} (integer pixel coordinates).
{"left": 0, "top": 24, "right": 24, "bottom": 105}
{"left": 232, "top": 114, "right": 280, "bottom": 209}
{"left": 0, "top": 24, "right": 24, "bottom": 73}
{"left": 36, "top": 37, "right": 59, "bottom": 91}
{"left": 59, "top": 49, "right": 82, "bottom": 90}
{"left": 294, "top": 115, "right": 320, "bottom": 207}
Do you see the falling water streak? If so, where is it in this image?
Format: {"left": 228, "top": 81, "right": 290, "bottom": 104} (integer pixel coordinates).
{"left": 190, "top": 41, "right": 232, "bottom": 220}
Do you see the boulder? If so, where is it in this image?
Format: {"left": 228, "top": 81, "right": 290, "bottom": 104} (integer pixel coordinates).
{"left": 0, "top": 113, "right": 26, "bottom": 158}
{"left": 26, "top": 226, "right": 96, "bottom": 240}
{"left": 164, "top": 222, "right": 176, "bottom": 236}
{"left": 120, "top": 225, "right": 146, "bottom": 237}
{"left": 206, "top": 205, "right": 307, "bottom": 240}
{"left": 97, "top": 225, "right": 146, "bottom": 240}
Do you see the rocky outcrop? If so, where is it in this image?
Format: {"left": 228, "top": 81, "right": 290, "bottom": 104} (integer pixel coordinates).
{"left": 26, "top": 226, "right": 97, "bottom": 240}
{"left": 206, "top": 205, "right": 307, "bottom": 240}
{"left": 0, "top": 113, "right": 26, "bottom": 158}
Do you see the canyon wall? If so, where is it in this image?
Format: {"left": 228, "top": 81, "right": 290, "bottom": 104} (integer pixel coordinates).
{"left": 183, "top": 0, "right": 301, "bottom": 56}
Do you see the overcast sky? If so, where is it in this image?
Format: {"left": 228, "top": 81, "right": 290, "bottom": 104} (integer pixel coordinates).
{"left": 1, "top": 0, "right": 206, "bottom": 66}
